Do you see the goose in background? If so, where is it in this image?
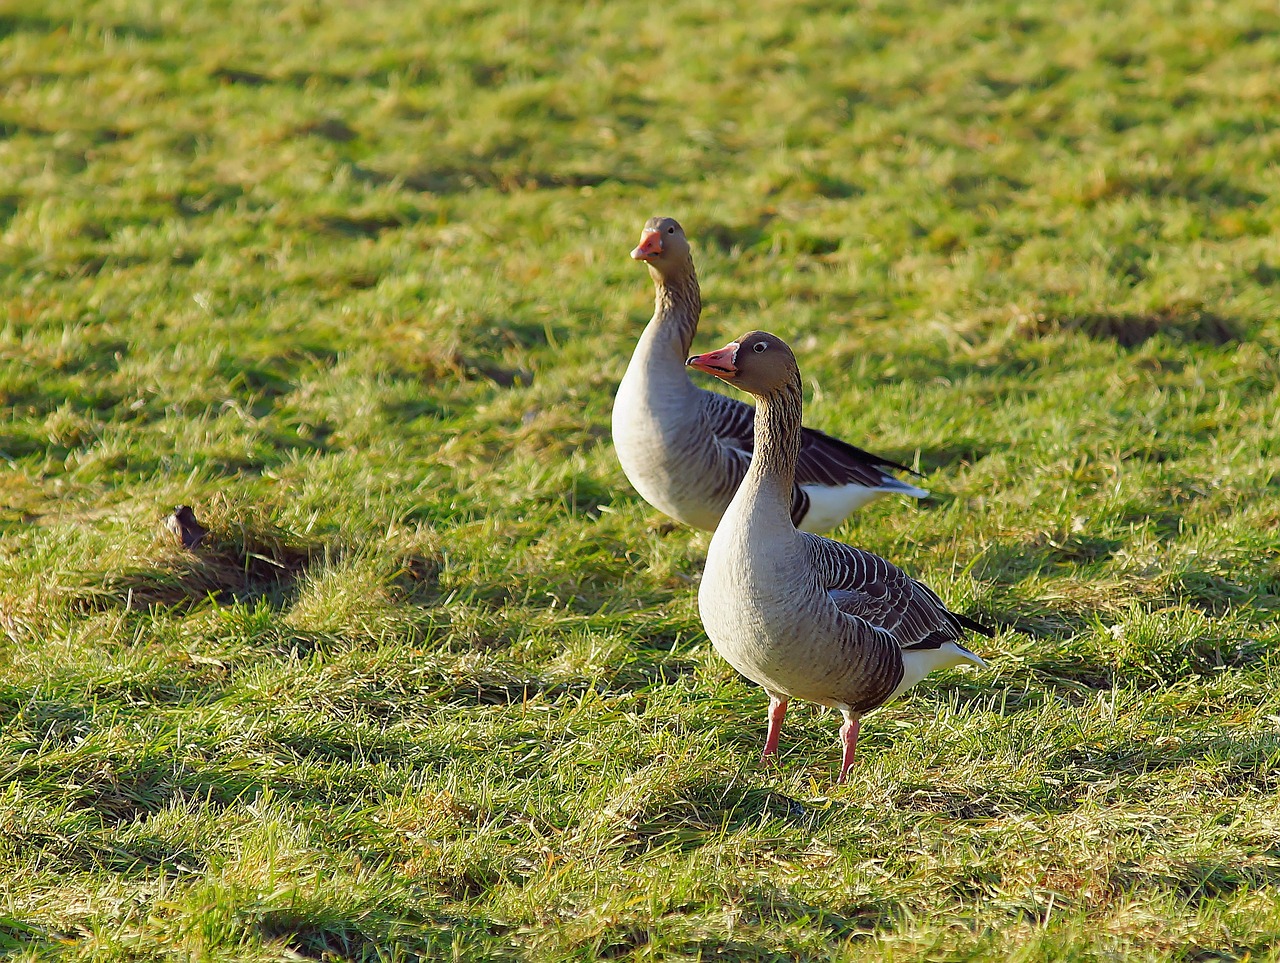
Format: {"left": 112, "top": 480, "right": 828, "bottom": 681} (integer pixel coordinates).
{"left": 612, "top": 216, "right": 928, "bottom": 534}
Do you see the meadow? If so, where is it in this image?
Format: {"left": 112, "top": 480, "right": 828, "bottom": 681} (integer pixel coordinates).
{"left": 2, "top": 0, "right": 1280, "bottom": 959}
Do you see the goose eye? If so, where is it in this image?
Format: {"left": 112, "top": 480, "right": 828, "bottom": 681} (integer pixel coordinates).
{"left": 752, "top": 342, "right": 767, "bottom": 353}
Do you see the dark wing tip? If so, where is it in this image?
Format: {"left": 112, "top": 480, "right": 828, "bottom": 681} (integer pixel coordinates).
{"left": 800, "top": 426, "right": 925, "bottom": 478}
{"left": 954, "top": 612, "right": 996, "bottom": 638}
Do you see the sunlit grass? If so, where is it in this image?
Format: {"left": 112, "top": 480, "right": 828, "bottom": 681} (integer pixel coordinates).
{"left": 2, "top": 0, "right": 1280, "bottom": 959}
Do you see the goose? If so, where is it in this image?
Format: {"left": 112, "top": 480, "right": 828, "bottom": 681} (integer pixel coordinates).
{"left": 686, "top": 331, "right": 990, "bottom": 783}
{"left": 611, "top": 215, "right": 928, "bottom": 534}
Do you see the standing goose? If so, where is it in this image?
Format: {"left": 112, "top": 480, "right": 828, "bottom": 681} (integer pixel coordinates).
{"left": 687, "top": 331, "right": 990, "bottom": 783}
{"left": 612, "top": 215, "right": 928, "bottom": 533}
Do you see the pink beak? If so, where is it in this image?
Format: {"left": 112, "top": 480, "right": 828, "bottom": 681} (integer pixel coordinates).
{"left": 686, "top": 342, "right": 739, "bottom": 379}
{"left": 630, "top": 229, "right": 663, "bottom": 261}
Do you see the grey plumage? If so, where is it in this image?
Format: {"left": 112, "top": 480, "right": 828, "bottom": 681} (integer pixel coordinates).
{"left": 689, "top": 331, "right": 989, "bottom": 782}
{"left": 612, "top": 216, "right": 927, "bottom": 534}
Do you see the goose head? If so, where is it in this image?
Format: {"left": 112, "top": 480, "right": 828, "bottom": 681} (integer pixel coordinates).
{"left": 631, "top": 216, "right": 693, "bottom": 282}
{"left": 686, "top": 331, "right": 799, "bottom": 398}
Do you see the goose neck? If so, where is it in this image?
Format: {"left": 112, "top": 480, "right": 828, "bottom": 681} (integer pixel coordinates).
{"left": 742, "top": 379, "right": 803, "bottom": 508}
{"left": 651, "top": 265, "right": 701, "bottom": 358}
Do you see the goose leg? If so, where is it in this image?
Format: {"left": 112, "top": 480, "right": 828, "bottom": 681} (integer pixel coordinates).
{"left": 837, "top": 712, "right": 861, "bottom": 784}
{"left": 761, "top": 694, "right": 788, "bottom": 765}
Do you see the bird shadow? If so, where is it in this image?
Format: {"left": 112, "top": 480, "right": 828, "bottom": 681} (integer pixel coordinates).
{"left": 620, "top": 779, "right": 832, "bottom": 855}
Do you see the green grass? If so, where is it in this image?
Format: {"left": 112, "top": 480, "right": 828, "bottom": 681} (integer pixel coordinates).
{"left": 3, "top": 0, "right": 1280, "bottom": 959}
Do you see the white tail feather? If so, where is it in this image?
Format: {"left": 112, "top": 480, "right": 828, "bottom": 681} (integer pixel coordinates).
{"left": 885, "top": 641, "right": 984, "bottom": 704}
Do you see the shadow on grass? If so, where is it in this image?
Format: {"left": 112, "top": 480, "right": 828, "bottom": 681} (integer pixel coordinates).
{"left": 621, "top": 780, "right": 831, "bottom": 854}
{"left": 887, "top": 782, "right": 1025, "bottom": 819}
{"left": 210, "top": 65, "right": 270, "bottom": 86}
{"left": 965, "top": 540, "right": 1130, "bottom": 639}
{"left": 313, "top": 211, "right": 423, "bottom": 238}
{"left": 0, "top": 688, "right": 96, "bottom": 748}
{"left": 888, "top": 729, "right": 1280, "bottom": 819}
{"left": 431, "top": 660, "right": 697, "bottom": 708}
{"left": 349, "top": 159, "right": 659, "bottom": 196}
{"left": 0, "top": 119, "right": 48, "bottom": 139}
{"left": 172, "top": 182, "right": 245, "bottom": 216}
{"left": 68, "top": 526, "right": 321, "bottom": 613}
{"left": 1183, "top": 943, "right": 1275, "bottom": 963}
{"left": 1174, "top": 569, "right": 1280, "bottom": 617}
{"left": 699, "top": 213, "right": 777, "bottom": 254}
{"left": 1251, "top": 262, "right": 1280, "bottom": 286}
{"left": 961, "top": 605, "right": 1096, "bottom": 647}
{"left": 0, "top": 12, "right": 162, "bottom": 40}
{"left": 217, "top": 357, "right": 298, "bottom": 413}
{"left": 1110, "top": 857, "right": 1280, "bottom": 909}
{"left": 973, "top": 532, "right": 1126, "bottom": 584}
{"left": 668, "top": 938, "right": 833, "bottom": 962}
{"left": 913, "top": 439, "right": 994, "bottom": 474}
{"left": 1011, "top": 633, "right": 1263, "bottom": 694}
{"left": 1118, "top": 172, "right": 1267, "bottom": 210}
{"left": 0, "top": 917, "right": 67, "bottom": 957}
{"left": 58, "top": 826, "right": 210, "bottom": 880}
{"left": 65, "top": 500, "right": 438, "bottom": 618}
{"left": 1019, "top": 308, "right": 1243, "bottom": 348}
{"left": 0, "top": 193, "right": 19, "bottom": 226}
{"left": 6, "top": 733, "right": 423, "bottom": 867}
{"left": 252, "top": 908, "right": 520, "bottom": 963}
{"left": 1052, "top": 731, "right": 1280, "bottom": 786}
{"left": 664, "top": 889, "right": 892, "bottom": 961}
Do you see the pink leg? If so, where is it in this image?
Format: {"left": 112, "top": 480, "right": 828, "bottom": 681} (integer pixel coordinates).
{"left": 837, "top": 713, "right": 861, "bottom": 784}
{"left": 761, "top": 695, "right": 788, "bottom": 765}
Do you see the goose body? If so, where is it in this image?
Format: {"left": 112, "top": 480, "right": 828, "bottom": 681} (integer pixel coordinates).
{"left": 612, "top": 216, "right": 927, "bottom": 534}
{"left": 688, "top": 331, "right": 990, "bottom": 782}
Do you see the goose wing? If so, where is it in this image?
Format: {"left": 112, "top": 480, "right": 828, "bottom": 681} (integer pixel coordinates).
{"left": 701, "top": 389, "right": 757, "bottom": 452}
{"left": 800, "top": 532, "right": 992, "bottom": 650}
{"left": 701, "top": 391, "right": 921, "bottom": 490}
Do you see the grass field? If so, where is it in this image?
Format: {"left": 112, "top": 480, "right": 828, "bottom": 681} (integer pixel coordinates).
{"left": 3, "top": 0, "right": 1280, "bottom": 959}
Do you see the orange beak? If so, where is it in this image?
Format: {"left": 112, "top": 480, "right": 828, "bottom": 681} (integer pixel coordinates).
{"left": 630, "top": 228, "right": 663, "bottom": 261}
{"left": 686, "top": 342, "right": 739, "bottom": 379}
